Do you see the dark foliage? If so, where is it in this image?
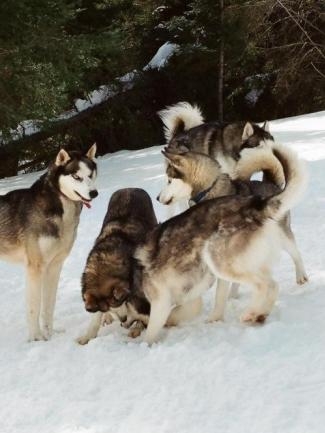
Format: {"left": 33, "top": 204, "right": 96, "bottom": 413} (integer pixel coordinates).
{"left": 0, "top": 0, "right": 324, "bottom": 177}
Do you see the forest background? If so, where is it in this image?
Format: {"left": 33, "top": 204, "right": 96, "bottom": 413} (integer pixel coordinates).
{"left": 0, "top": 0, "right": 324, "bottom": 177}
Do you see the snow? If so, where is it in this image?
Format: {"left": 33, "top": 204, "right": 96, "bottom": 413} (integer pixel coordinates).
{"left": 0, "top": 111, "right": 325, "bottom": 433}
{"left": 143, "top": 42, "right": 179, "bottom": 71}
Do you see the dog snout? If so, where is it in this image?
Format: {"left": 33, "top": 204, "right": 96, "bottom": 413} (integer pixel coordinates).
{"left": 86, "top": 305, "right": 99, "bottom": 313}
{"left": 89, "top": 190, "right": 98, "bottom": 199}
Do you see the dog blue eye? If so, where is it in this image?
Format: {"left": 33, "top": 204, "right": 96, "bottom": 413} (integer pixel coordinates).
{"left": 72, "top": 174, "right": 82, "bottom": 181}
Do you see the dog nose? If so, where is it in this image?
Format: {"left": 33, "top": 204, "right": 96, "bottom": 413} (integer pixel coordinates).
{"left": 86, "top": 305, "right": 99, "bottom": 313}
{"left": 89, "top": 190, "right": 98, "bottom": 199}
{"left": 156, "top": 194, "right": 160, "bottom": 202}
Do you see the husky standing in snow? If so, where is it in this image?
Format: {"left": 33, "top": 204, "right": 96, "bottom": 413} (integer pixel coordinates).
{"left": 0, "top": 144, "right": 98, "bottom": 341}
{"left": 157, "top": 102, "right": 308, "bottom": 290}
{"left": 158, "top": 146, "right": 308, "bottom": 287}
{"left": 136, "top": 143, "right": 307, "bottom": 344}
{"left": 158, "top": 101, "right": 273, "bottom": 175}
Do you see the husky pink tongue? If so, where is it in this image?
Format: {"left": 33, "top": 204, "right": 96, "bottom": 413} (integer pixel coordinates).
{"left": 83, "top": 200, "right": 91, "bottom": 209}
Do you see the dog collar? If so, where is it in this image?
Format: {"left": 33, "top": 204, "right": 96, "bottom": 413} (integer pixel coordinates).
{"left": 189, "top": 178, "right": 218, "bottom": 206}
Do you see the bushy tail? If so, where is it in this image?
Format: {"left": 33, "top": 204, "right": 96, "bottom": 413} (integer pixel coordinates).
{"left": 158, "top": 102, "right": 204, "bottom": 142}
{"left": 266, "top": 143, "right": 308, "bottom": 220}
{"left": 234, "top": 145, "right": 285, "bottom": 187}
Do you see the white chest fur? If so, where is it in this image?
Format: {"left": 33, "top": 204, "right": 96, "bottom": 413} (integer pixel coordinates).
{"left": 39, "top": 199, "right": 81, "bottom": 262}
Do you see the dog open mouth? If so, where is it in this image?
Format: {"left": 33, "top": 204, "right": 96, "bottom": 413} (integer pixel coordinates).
{"left": 74, "top": 191, "right": 92, "bottom": 208}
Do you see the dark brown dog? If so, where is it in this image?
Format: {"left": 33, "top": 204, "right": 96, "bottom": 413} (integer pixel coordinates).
{"left": 77, "top": 188, "right": 157, "bottom": 344}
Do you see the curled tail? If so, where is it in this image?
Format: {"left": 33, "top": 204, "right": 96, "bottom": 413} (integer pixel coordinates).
{"left": 158, "top": 102, "right": 204, "bottom": 142}
{"left": 266, "top": 143, "right": 308, "bottom": 220}
{"left": 234, "top": 145, "right": 285, "bottom": 187}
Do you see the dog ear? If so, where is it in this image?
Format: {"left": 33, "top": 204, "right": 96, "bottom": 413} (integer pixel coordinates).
{"left": 86, "top": 143, "right": 97, "bottom": 160}
{"left": 242, "top": 122, "right": 254, "bottom": 141}
{"left": 262, "top": 121, "right": 270, "bottom": 132}
{"left": 55, "top": 149, "right": 71, "bottom": 166}
{"left": 161, "top": 149, "right": 185, "bottom": 167}
{"left": 113, "top": 285, "right": 130, "bottom": 301}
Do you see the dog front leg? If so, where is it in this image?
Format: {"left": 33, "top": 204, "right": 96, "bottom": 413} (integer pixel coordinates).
{"left": 77, "top": 312, "right": 103, "bottom": 345}
{"left": 128, "top": 321, "right": 146, "bottom": 338}
{"left": 145, "top": 294, "right": 172, "bottom": 345}
{"left": 26, "top": 263, "right": 45, "bottom": 341}
{"left": 42, "top": 256, "right": 64, "bottom": 339}
{"left": 206, "top": 279, "right": 230, "bottom": 322}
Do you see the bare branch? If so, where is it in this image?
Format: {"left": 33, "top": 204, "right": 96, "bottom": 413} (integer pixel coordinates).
{"left": 311, "top": 62, "right": 325, "bottom": 79}
{"left": 276, "top": 0, "right": 325, "bottom": 60}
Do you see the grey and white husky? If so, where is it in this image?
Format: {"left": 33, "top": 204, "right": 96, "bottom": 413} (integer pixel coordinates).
{"left": 0, "top": 144, "right": 98, "bottom": 341}
{"left": 158, "top": 146, "right": 308, "bottom": 287}
{"left": 159, "top": 101, "right": 273, "bottom": 175}
{"left": 136, "top": 143, "right": 307, "bottom": 344}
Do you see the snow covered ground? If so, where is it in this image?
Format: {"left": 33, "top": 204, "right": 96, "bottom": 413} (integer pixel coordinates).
{"left": 0, "top": 111, "right": 325, "bottom": 433}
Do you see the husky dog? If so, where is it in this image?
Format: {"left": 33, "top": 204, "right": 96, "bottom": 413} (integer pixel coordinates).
{"left": 78, "top": 187, "right": 203, "bottom": 344}
{"left": 77, "top": 188, "right": 156, "bottom": 344}
{"left": 136, "top": 143, "right": 307, "bottom": 344}
{"left": 159, "top": 101, "right": 273, "bottom": 174}
{"left": 0, "top": 144, "right": 98, "bottom": 341}
{"left": 158, "top": 146, "right": 308, "bottom": 287}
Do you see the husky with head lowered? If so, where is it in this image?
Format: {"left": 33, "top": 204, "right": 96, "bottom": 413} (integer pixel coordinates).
{"left": 159, "top": 101, "right": 273, "bottom": 174}
{"left": 136, "top": 143, "right": 307, "bottom": 344}
{"left": 0, "top": 144, "right": 98, "bottom": 341}
{"left": 77, "top": 188, "right": 202, "bottom": 344}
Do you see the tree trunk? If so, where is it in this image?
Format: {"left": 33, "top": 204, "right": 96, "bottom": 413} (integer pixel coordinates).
{"left": 218, "top": 0, "right": 224, "bottom": 122}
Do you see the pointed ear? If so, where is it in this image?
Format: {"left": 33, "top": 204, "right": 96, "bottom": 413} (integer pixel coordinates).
{"left": 262, "top": 121, "right": 270, "bottom": 132}
{"left": 55, "top": 149, "right": 71, "bottom": 166}
{"left": 86, "top": 143, "right": 97, "bottom": 160}
{"left": 242, "top": 122, "right": 254, "bottom": 141}
{"left": 161, "top": 149, "right": 184, "bottom": 167}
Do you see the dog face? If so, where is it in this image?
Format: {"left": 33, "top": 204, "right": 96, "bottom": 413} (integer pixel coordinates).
{"left": 157, "top": 151, "right": 193, "bottom": 205}
{"left": 56, "top": 144, "right": 98, "bottom": 207}
{"left": 241, "top": 122, "right": 274, "bottom": 150}
{"left": 83, "top": 276, "right": 130, "bottom": 313}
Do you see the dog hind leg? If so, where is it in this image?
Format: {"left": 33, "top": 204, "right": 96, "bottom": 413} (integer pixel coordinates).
{"left": 167, "top": 296, "right": 203, "bottom": 326}
{"left": 202, "top": 245, "right": 230, "bottom": 322}
{"left": 281, "top": 228, "right": 308, "bottom": 285}
{"left": 241, "top": 275, "right": 279, "bottom": 324}
{"left": 206, "top": 279, "right": 230, "bottom": 322}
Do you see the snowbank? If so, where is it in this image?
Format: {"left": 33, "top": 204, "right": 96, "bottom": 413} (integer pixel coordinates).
{"left": 0, "top": 111, "right": 325, "bottom": 433}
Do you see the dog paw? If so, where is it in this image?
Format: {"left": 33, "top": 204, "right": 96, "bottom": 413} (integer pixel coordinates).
{"left": 240, "top": 311, "right": 267, "bottom": 324}
{"left": 128, "top": 328, "right": 143, "bottom": 339}
{"left": 296, "top": 274, "right": 308, "bottom": 285}
{"left": 76, "top": 335, "right": 91, "bottom": 345}
{"left": 28, "top": 331, "right": 47, "bottom": 342}
{"left": 205, "top": 314, "right": 224, "bottom": 324}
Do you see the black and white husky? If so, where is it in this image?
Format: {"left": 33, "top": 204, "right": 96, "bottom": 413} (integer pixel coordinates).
{"left": 0, "top": 144, "right": 98, "bottom": 341}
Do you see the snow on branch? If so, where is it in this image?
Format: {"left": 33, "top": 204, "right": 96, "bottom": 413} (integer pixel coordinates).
{"left": 1, "top": 42, "right": 179, "bottom": 144}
